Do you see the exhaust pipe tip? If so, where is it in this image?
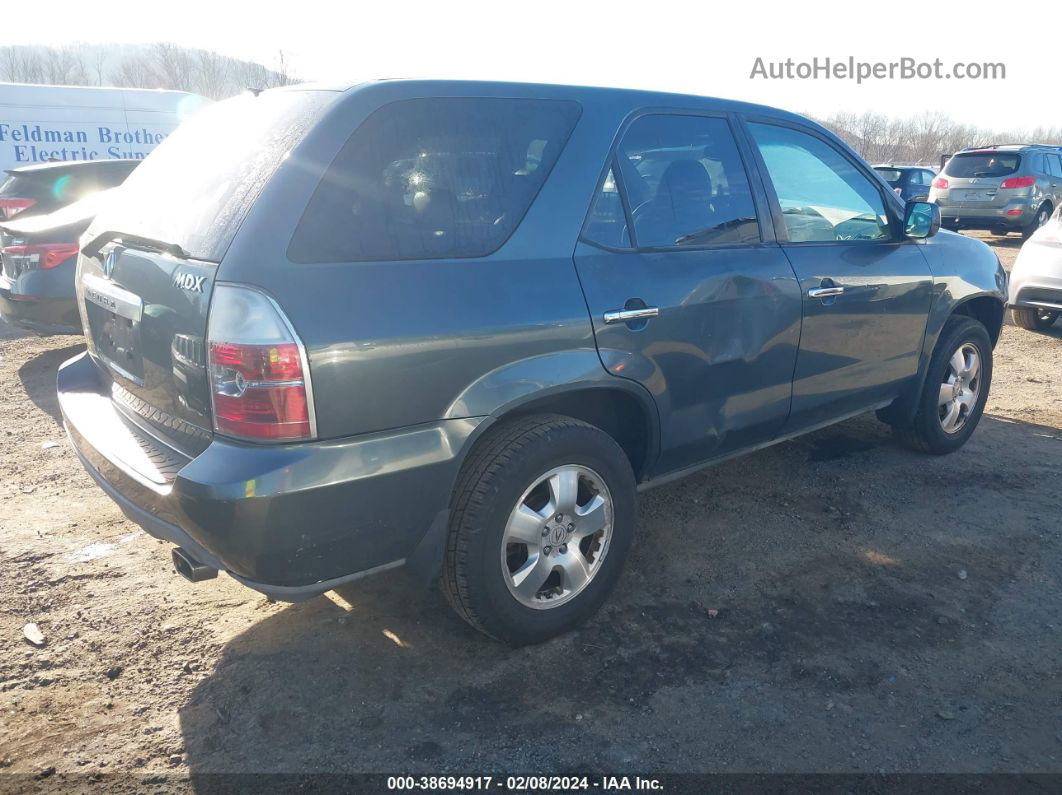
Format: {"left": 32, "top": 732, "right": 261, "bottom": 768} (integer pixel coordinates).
{"left": 172, "top": 547, "right": 218, "bottom": 583}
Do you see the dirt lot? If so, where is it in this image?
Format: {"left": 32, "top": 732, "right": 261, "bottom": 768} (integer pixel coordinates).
{"left": 1, "top": 233, "right": 1060, "bottom": 786}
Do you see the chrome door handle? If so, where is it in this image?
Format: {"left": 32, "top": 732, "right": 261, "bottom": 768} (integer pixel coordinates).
{"left": 603, "top": 307, "right": 659, "bottom": 324}
{"left": 808, "top": 286, "right": 845, "bottom": 299}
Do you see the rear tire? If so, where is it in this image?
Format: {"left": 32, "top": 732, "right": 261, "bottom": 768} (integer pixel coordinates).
{"left": 1023, "top": 204, "right": 1051, "bottom": 240}
{"left": 892, "top": 316, "right": 992, "bottom": 455}
{"left": 1011, "top": 306, "right": 1059, "bottom": 330}
{"left": 442, "top": 414, "right": 636, "bottom": 645}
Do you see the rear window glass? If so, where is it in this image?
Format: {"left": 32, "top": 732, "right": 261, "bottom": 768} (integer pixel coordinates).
{"left": 944, "top": 153, "right": 1021, "bottom": 178}
{"left": 1, "top": 164, "right": 135, "bottom": 216}
{"left": 85, "top": 89, "right": 335, "bottom": 262}
{"left": 874, "top": 168, "right": 904, "bottom": 186}
{"left": 288, "top": 97, "right": 581, "bottom": 263}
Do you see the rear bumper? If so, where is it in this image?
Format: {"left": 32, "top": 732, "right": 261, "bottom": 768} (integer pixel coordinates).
{"left": 58, "top": 351, "right": 481, "bottom": 600}
{"left": 0, "top": 274, "right": 80, "bottom": 335}
{"left": 936, "top": 199, "right": 1036, "bottom": 230}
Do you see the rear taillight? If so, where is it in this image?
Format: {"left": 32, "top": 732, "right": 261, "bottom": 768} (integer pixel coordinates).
{"left": 1, "top": 243, "right": 80, "bottom": 270}
{"left": 932, "top": 177, "right": 949, "bottom": 189}
{"left": 0, "top": 198, "right": 36, "bottom": 220}
{"left": 207, "top": 284, "right": 315, "bottom": 442}
{"left": 1000, "top": 176, "right": 1036, "bottom": 189}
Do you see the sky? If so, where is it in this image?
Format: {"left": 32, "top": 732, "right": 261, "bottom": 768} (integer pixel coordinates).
{"left": 7, "top": 0, "right": 1052, "bottom": 131}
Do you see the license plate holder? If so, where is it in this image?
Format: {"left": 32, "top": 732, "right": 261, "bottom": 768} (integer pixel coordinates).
{"left": 82, "top": 273, "right": 145, "bottom": 384}
{"left": 957, "top": 189, "right": 994, "bottom": 203}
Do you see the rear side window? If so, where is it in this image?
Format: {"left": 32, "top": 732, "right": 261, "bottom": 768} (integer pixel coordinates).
{"left": 944, "top": 152, "right": 1021, "bottom": 178}
{"left": 875, "top": 168, "right": 903, "bottom": 186}
{"left": 289, "top": 97, "right": 581, "bottom": 263}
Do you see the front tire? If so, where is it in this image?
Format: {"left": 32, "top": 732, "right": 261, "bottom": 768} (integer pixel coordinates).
{"left": 1011, "top": 306, "right": 1059, "bottom": 331}
{"left": 893, "top": 316, "right": 992, "bottom": 455}
{"left": 442, "top": 414, "right": 636, "bottom": 645}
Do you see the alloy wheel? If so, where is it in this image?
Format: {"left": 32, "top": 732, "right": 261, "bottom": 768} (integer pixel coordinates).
{"left": 938, "top": 343, "right": 982, "bottom": 434}
{"left": 501, "top": 465, "right": 613, "bottom": 609}
{"left": 1037, "top": 309, "right": 1059, "bottom": 327}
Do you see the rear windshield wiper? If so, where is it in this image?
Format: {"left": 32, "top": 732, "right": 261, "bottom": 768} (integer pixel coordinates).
{"left": 82, "top": 230, "right": 189, "bottom": 260}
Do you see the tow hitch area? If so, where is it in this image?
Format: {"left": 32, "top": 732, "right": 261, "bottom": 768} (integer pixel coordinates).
{"left": 171, "top": 547, "right": 218, "bottom": 583}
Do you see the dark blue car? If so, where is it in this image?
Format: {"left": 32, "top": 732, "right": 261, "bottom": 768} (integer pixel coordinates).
{"left": 874, "top": 164, "right": 937, "bottom": 203}
{"left": 58, "top": 81, "right": 1006, "bottom": 644}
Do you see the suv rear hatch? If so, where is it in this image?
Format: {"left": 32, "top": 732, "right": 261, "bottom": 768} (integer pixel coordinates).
{"left": 941, "top": 151, "right": 1023, "bottom": 209}
{"left": 75, "top": 88, "right": 335, "bottom": 456}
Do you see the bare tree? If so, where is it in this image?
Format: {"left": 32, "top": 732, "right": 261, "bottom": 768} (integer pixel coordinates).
{"left": 0, "top": 46, "right": 46, "bottom": 83}
{"left": 1, "top": 42, "right": 298, "bottom": 98}
{"left": 40, "top": 47, "right": 89, "bottom": 86}
{"left": 111, "top": 52, "right": 158, "bottom": 89}
{"left": 150, "top": 43, "right": 195, "bottom": 90}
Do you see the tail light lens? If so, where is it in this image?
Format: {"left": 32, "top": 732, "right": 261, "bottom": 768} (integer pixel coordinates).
{"left": 1, "top": 242, "right": 80, "bottom": 270}
{"left": 207, "top": 284, "right": 316, "bottom": 442}
{"left": 0, "top": 198, "right": 37, "bottom": 220}
{"left": 1000, "top": 176, "right": 1036, "bottom": 189}
{"left": 932, "top": 177, "right": 949, "bottom": 189}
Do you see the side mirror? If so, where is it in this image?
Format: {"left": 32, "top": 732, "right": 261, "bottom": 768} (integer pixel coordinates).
{"left": 904, "top": 200, "right": 940, "bottom": 239}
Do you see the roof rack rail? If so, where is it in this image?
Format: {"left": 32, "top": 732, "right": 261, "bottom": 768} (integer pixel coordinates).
{"left": 961, "top": 143, "right": 1062, "bottom": 151}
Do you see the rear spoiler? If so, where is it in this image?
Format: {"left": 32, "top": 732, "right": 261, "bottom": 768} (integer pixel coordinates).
{"left": 82, "top": 230, "right": 188, "bottom": 260}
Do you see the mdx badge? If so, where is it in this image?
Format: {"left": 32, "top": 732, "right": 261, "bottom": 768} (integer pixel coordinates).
{"left": 173, "top": 271, "right": 207, "bottom": 293}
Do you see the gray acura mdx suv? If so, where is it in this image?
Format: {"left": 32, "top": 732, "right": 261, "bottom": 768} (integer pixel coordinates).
{"left": 59, "top": 81, "right": 1006, "bottom": 644}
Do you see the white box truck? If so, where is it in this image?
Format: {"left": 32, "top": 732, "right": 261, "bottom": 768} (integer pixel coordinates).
{"left": 0, "top": 83, "right": 208, "bottom": 173}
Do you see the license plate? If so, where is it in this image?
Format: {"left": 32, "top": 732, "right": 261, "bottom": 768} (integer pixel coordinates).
{"left": 82, "top": 273, "right": 145, "bottom": 384}
{"left": 957, "top": 189, "right": 994, "bottom": 202}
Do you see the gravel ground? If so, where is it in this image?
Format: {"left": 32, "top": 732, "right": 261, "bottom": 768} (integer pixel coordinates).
{"left": 1, "top": 233, "right": 1059, "bottom": 787}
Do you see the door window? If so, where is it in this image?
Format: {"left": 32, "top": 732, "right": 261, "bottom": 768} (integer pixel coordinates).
{"left": 749, "top": 122, "right": 895, "bottom": 243}
{"left": 584, "top": 114, "right": 759, "bottom": 249}
{"left": 1045, "top": 154, "right": 1062, "bottom": 179}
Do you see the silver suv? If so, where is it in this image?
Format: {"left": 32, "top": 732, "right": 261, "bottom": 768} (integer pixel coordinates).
{"left": 930, "top": 144, "right": 1062, "bottom": 239}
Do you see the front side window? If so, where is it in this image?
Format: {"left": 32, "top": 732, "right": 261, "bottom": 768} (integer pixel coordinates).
{"left": 585, "top": 114, "right": 759, "bottom": 250}
{"left": 289, "top": 97, "right": 580, "bottom": 263}
{"left": 749, "top": 122, "right": 894, "bottom": 243}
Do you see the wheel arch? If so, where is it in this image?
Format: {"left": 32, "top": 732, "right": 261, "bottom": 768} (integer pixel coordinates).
{"left": 443, "top": 350, "right": 661, "bottom": 482}
{"left": 406, "top": 354, "right": 660, "bottom": 583}
{"left": 951, "top": 294, "right": 1005, "bottom": 347}
{"left": 879, "top": 292, "right": 1004, "bottom": 426}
